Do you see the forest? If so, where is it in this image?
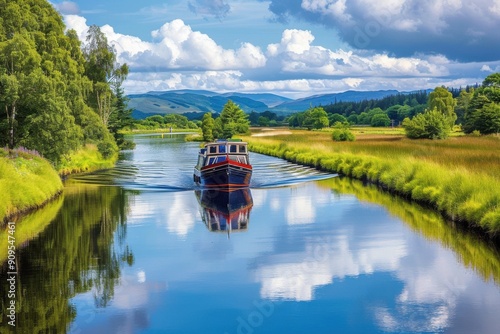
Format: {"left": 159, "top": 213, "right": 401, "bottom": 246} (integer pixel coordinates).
{"left": 0, "top": 0, "right": 132, "bottom": 167}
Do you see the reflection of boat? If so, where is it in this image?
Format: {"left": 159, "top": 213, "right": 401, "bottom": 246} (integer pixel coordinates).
{"left": 193, "top": 139, "right": 252, "bottom": 188}
{"left": 195, "top": 188, "right": 253, "bottom": 233}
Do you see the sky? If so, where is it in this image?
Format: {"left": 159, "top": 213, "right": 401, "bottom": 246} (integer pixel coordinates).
{"left": 52, "top": 0, "right": 500, "bottom": 98}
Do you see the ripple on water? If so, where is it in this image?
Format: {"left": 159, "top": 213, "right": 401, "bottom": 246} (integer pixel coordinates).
{"left": 68, "top": 146, "right": 336, "bottom": 191}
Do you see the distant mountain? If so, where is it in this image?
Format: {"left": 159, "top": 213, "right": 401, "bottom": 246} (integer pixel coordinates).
{"left": 127, "top": 90, "right": 288, "bottom": 118}
{"left": 220, "top": 92, "right": 292, "bottom": 107}
{"left": 270, "top": 90, "right": 400, "bottom": 112}
{"left": 127, "top": 89, "right": 409, "bottom": 118}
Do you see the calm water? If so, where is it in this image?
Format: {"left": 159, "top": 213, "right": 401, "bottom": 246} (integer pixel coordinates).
{"left": 2, "top": 134, "right": 500, "bottom": 334}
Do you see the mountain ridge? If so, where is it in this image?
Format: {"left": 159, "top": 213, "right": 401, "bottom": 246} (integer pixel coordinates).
{"left": 127, "top": 89, "right": 426, "bottom": 118}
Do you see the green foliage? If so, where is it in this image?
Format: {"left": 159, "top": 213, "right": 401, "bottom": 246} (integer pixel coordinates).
{"left": 347, "top": 114, "right": 358, "bottom": 124}
{"left": 370, "top": 113, "right": 391, "bottom": 127}
{"left": 358, "top": 107, "right": 385, "bottom": 125}
{"left": 402, "top": 108, "right": 450, "bottom": 139}
{"left": 0, "top": 0, "right": 127, "bottom": 164}
{"left": 201, "top": 112, "right": 215, "bottom": 141}
{"left": 331, "top": 122, "right": 355, "bottom": 141}
{"left": 328, "top": 113, "right": 347, "bottom": 126}
{"left": 302, "top": 107, "right": 329, "bottom": 130}
{"left": 464, "top": 103, "right": 500, "bottom": 135}
{"left": 218, "top": 100, "right": 249, "bottom": 138}
{"left": 428, "top": 86, "right": 457, "bottom": 128}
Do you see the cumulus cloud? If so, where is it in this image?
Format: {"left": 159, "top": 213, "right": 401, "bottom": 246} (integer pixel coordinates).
{"left": 63, "top": 14, "right": 498, "bottom": 97}
{"left": 188, "top": 0, "right": 231, "bottom": 20}
{"left": 264, "top": 0, "right": 500, "bottom": 62}
{"left": 64, "top": 16, "right": 266, "bottom": 71}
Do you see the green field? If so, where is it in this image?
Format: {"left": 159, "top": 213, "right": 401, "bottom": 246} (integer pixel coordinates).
{"left": 243, "top": 128, "right": 500, "bottom": 236}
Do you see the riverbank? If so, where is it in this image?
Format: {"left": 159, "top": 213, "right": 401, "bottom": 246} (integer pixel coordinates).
{"left": 0, "top": 148, "right": 63, "bottom": 223}
{"left": 58, "top": 144, "right": 118, "bottom": 177}
{"left": 243, "top": 128, "right": 500, "bottom": 237}
{"left": 0, "top": 144, "right": 118, "bottom": 223}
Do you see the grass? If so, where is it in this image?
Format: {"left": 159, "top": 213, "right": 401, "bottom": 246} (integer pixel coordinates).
{"left": 0, "top": 148, "right": 63, "bottom": 223}
{"left": 242, "top": 127, "right": 500, "bottom": 237}
{"left": 57, "top": 144, "right": 118, "bottom": 176}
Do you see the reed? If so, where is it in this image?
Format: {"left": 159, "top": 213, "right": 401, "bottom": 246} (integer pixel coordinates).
{"left": 243, "top": 129, "right": 500, "bottom": 236}
{"left": 0, "top": 148, "right": 63, "bottom": 223}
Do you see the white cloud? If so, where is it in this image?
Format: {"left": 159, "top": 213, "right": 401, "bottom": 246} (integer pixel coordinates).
{"left": 63, "top": 14, "right": 498, "bottom": 98}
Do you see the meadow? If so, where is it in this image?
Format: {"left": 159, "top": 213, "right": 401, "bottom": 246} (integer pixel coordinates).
{"left": 242, "top": 128, "right": 500, "bottom": 237}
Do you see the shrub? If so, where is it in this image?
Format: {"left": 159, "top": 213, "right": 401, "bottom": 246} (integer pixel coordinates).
{"left": 402, "top": 108, "right": 450, "bottom": 139}
{"left": 332, "top": 122, "right": 355, "bottom": 141}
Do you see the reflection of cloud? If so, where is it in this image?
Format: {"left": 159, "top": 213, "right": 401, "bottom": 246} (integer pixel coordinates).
{"left": 255, "top": 234, "right": 407, "bottom": 301}
{"left": 373, "top": 246, "right": 471, "bottom": 333}
{"left": 165, "top": 192, "right": 197, "bottom": 236}
{"left": 286, "top": 195, "right": 315, "bottom": 225}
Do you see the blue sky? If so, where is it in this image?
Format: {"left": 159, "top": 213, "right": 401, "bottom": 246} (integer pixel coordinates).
{"left": 53, "top": 0, "right": 500, "bottom": 98}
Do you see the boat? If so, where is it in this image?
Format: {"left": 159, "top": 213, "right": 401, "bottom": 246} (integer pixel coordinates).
{"left": 195, "top": 188, "right": 253, "bottom": 234}
{"left": 193, "top": 139, "right": 252, "bottom": 188}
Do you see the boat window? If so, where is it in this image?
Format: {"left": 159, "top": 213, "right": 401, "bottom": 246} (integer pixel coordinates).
{"left": 230, "top": 145, "right": 237, "bottom": 153}
{"left": 209, "top": 146, "right": 217, "bottom": 154}
{"left": 218, "top": 156, "right": 227, "bottom": 162}
{"left": 219, "top": 145, "right": 226, "bottom": 153}
{"left": 239, "top": 145, "right": 246, "bottom": 153}
{"left": 208, "top": 157, "right": 216, "bottom": 165}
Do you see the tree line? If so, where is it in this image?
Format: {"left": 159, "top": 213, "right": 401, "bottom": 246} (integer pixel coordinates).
{"left": 0, "top": 0, "right": 133, "bottom": 165}
{"left": 286, "top": 73, "right": 500, "bottom": 139}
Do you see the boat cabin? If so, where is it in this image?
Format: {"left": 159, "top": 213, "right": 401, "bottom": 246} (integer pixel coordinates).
{"left": 195, "top": 140, "right": 249, "bottom": 170}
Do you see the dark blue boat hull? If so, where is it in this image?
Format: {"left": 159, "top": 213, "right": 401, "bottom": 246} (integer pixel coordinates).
{"left": 194, "top": 161, "right": 252, "bottom": 188}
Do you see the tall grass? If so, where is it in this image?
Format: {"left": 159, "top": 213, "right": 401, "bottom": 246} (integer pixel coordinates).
{"left": 0, "top": 148, "right": 63, "bottom": 223}
{"left": 58, "top": 144, "right": 118, "bottom": 176}
{"left": 243, "top": 130, "right": 500, "bottom": 237}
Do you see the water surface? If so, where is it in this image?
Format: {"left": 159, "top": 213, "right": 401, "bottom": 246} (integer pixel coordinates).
{"left": 1, "top": 134, "right": 500, "bottom": 334}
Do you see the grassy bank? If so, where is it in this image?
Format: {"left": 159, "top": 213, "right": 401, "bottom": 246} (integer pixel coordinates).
{"left": 0, "top": 148, "right": 63, "bottom": 223}
{"left": 58, "top": 144, "right": 118, "bottom": 176}
{"left": 243, "top": 129, "right": 500, "bottom": 237}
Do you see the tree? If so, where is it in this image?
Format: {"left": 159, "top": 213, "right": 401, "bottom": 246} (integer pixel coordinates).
{"left": 402, "top": 108, "right": 450, "bottom": 139}
{"left": 303, "top": 107, "right": 329, "bottom": 130}
{"left": 371, "top": 113, "right": 391, "bottom": 127}
{"left": 428, "top": 86, "right": 457, "bottom": 128}
{"left": 83, "top": 25, "right": 129, "bottom": 127}
{"left": 218, "top": 100, "right": 249, "bottom": 138}
{"left": 455, "top": 88, "right": 474, "bottom": 124}
{"left": 463, "top": 103, "right": 500, "bottom": 135}
{"left": 201, "top": 112, "right": 215, "bottom": 141}
{"left": 328, "top": 113, "right": 347, "bottom": 126}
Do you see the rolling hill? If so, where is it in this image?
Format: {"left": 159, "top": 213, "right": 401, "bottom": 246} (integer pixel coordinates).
{"left": 127, "top": 89, "right": 410, "bottom": 118}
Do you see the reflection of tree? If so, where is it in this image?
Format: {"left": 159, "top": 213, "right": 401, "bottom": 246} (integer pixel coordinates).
{"left": 318, "top": 177, "right": 500, "bottom": 285}
{"left": 0, "top": 184, "right": 133, "bottom": 333}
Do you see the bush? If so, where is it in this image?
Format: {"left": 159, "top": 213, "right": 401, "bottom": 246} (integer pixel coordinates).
{"left": 402, "top": 108, "right": 450, "bottom": 139}
{"left": 332, "top": 122, "right": 355, "bottom": 141}
{"left": 97, "top": 137, "right": 118, "bottom": 159}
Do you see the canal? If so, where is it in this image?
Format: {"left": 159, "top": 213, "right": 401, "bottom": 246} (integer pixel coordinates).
{"left": 1, "top": 134, "right": 500, "bottom": 333}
